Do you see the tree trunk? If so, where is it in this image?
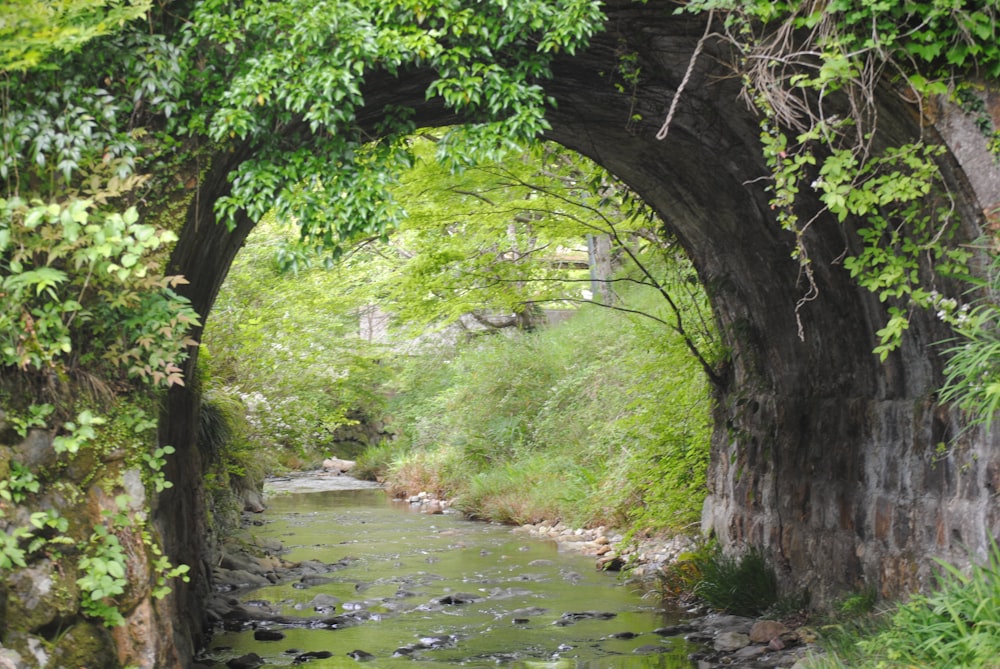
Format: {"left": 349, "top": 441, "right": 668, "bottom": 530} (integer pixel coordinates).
{"left": 587, "top": 233, "right": 616, "bottom": 305}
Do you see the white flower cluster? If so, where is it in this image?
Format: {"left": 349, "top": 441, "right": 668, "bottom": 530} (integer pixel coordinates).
{"left": 927, "top": 290, "right": 970, "bottom": 326}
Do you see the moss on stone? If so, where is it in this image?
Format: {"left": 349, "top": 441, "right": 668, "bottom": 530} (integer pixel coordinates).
{"left": 4, "top": 559, "right": 80, "bottom": 633}
{"left": 47, "top": 620, "right": 118, "bottom": 669}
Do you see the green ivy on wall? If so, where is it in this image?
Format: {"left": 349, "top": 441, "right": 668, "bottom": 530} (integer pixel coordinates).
{"left": 675, "top": 0, "right": 1000, "bottom": 424}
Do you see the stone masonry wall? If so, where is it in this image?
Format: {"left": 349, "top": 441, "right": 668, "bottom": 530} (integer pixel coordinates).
{"left": 0, "top": 411, "right": 186, "bottom": 668}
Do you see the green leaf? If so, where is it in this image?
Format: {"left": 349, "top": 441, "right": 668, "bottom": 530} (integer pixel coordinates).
{"left": 106, "top": 560, "right": 125, "bottom": 579}
{"left": 3, "top": 267, "right": 69, "bottom": 294}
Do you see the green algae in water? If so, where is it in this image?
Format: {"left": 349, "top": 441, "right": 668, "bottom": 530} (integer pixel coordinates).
{"left": 206, "top": 487, "right": 696, "bottom": 668}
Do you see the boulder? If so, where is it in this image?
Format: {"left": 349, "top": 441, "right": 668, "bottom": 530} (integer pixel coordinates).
{"left": 322, "top": 457, "right": 356, "bottom": 473}
{"left": 3, "top": 559, "right": 79, "bottom": 632}
{"left": 749, "top": 619, "right": 791, "bottom": 643}
{"left": 713, "top": 631, "right": 750, "bottom": 652}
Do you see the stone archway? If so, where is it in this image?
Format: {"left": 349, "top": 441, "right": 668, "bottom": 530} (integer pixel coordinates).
{"left": 540, "top": 8, "right": 1000, "bottom": 607}
{"left": 160, "top": 2, "right": 1000, "bottom": 661}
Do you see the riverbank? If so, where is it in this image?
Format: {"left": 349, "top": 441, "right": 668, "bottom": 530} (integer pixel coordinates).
{"left": 511, "top": 519, "right": 694, "bottom": 574}
{"left": 510, "top": 521, "right": 826, "bottom": 669}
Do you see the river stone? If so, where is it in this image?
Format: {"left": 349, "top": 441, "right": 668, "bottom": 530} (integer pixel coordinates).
{"left": 436, "top": 592, "right": 480, "bottom": 605}
{"left": 732, "top": 644, "right": 768, "bottom": 660}
{"left": 294, "top": 650, "right": 334, "bottom": 663}
{"left": 608, "top": 631, "right": 639, "bottom": 639}
{"left": 597, "top": 554, "right": 625, "bottom": 571}
{"left": 632, "top": 644, "right": 667, "bottom": 655}
{"left": 750, "top": 619, "right": 790, "bottom": 643}
{"left": 226, "top": 652, "right": 264, "bottom": 668}
{"left": 308, "top": 593, "right": 340, "bottom": 611}
{"left": 713, "top": 631, "right": 751, "bottom": 652}
{"left": 341, "top": 600, "right": 372, "bottom": 611}
{"left": 347, "top": 649, "right": 375, "bottom": 661}
{"left": 684, "top": 631, "right": 715, "bottom": 644}
{"left": 654, "top": 624, "right": 695, "bottom": 637}
{"left": 417, "top": 635, "right": 457, "bottom": 649}
{"left": 252, "top": 629, "right": 285, "bottom": 641}
{"left": 0, "top": 648, "right": 25, "bottom": 669}
{"left": 557, "top": 611, "right": 617, "bottom": 623}
{"left": 704, "top": 614, "right": 755, "bottom": 633}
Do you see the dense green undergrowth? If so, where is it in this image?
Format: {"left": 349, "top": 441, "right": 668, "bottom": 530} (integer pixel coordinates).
{"left": 806, "top": 541, "right": 1000, "bottom": 669}
{"left": 359, "top": 283, "right": 713, "bottom": 534}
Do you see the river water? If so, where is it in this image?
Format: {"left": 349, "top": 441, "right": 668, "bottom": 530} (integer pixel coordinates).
{"left": 204, "top": 475, "right": 697, "bottom": 668}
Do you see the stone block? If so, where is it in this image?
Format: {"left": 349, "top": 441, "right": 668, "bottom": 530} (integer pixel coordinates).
{"left": 3, "top": 560, "right": 79, "bottom": 632}
{"left": 874, "top": 497, "right": 894, "bottom": 542}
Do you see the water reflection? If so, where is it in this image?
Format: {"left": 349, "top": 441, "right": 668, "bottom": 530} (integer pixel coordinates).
{"left": 206, "top": 481, "right": 696, "bottom": 668}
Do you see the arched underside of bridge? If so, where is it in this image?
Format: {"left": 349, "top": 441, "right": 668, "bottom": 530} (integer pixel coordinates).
{"left": 160, "top": 3, "right": 1000, "bottom": 660}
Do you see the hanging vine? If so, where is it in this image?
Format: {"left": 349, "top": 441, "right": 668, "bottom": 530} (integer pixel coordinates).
{"left": 663, "top": 0, "right": 1000, "bottom": 423}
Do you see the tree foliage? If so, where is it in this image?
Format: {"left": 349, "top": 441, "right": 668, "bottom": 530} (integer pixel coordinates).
{"left": 1, "top": 1, "right": 196, "bottom": 402}
{"left": 187, "top": 0, "right": 605, "bottom": 249}
{"left": 202, "top": 214, "right": 390, "bottom": 461}
{"left": 317, "top": 137, "right": 629, "bottom": 332}
{"left": 204, "top": 136, "right": 720, "bottom": 469}
{"left": 292, "top": 135, "right": 723, "bottom": 383}
{"left": 0, "top": 0, "right": 150, "bottom": 72}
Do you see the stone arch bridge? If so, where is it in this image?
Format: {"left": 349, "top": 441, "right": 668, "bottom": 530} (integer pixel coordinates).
{"left": 151, "top": 2, "right": 1000, "bottom": 663}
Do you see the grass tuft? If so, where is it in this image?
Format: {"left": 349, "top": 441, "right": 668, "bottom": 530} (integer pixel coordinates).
{"left": 686, "top": 542, "right": 779, "bottom": 616}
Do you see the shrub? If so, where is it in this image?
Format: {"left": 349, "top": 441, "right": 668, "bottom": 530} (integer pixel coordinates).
{"left": 352, "top": 439, "right": 406, "bottom": 481}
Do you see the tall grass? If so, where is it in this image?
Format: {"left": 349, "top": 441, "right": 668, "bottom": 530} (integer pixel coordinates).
{"left": 374, "top": 284, "right": 714, "bottom": 534}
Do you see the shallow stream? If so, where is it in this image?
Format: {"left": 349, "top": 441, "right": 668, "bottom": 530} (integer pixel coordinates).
{"left": 205, "top": 475, "right": 698, "bottom": 668}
